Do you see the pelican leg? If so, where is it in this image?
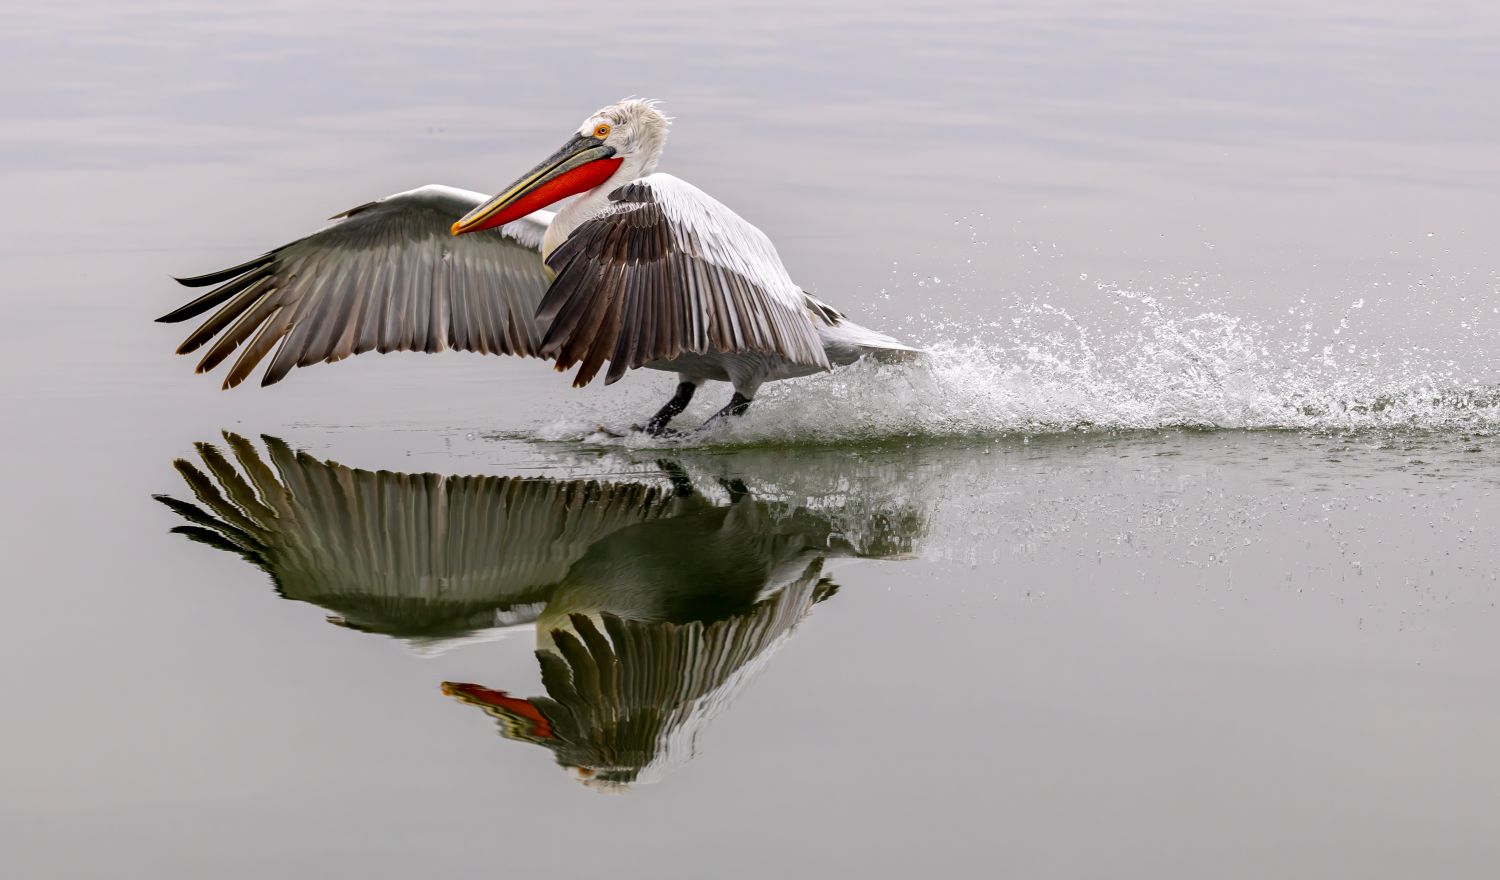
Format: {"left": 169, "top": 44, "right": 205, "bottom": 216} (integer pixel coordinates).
{"left": 718, "top": 393, "right": 752, "bottom": 418}
{"left": 701, "top": 392, "right": 752, "bottom": 429}
{"left": 642, "top": 381, "right": 698, "bottom": 435}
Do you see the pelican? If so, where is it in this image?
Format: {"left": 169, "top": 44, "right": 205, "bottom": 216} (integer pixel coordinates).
{"left": 158, "top": 99, "right": 918, "bottom": 433}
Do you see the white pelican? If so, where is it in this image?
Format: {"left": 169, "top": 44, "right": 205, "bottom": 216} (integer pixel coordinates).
{"left": 159, "top": 99, "right": 918, "bottom": 433}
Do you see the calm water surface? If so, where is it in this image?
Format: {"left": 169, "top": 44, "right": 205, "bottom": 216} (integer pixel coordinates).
{"left": 4, "top": 1, "right": 1500, "bottom": 877}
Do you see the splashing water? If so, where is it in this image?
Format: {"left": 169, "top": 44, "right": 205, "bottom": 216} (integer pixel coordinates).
{"left": 534, "top": 282, "right": 1500, "bottom": 447}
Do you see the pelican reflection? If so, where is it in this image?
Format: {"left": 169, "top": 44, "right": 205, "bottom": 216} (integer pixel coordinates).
{"left": 156, "top": 434, "right": 924, "bottom": 788}
{"left": 155, "top": 434, "right": 674, "bottom": 643}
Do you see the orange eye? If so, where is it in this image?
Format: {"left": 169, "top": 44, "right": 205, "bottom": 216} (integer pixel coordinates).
{"left": 593, "top": 123, "right": 611, "bottom": 138}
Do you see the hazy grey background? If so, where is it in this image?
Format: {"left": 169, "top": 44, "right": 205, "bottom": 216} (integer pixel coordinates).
{"left": 3, "top": 1, "right": 1499, "bottom": 877}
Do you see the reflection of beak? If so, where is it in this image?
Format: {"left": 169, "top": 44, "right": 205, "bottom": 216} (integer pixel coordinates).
{"left": 440, "top": 681, "right": 555, "bottom": 739}
{"left": 451, "top": 134, "right": 622, "bottom": 235}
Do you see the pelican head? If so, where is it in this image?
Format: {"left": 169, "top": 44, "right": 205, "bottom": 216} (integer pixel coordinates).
{"left": 452, "top": 98, "right": 671, "bottom": 235}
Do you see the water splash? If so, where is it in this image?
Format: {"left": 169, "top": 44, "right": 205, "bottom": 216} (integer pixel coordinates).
{"left": 534, "top": 283, "right": 1500, "bottom": 447}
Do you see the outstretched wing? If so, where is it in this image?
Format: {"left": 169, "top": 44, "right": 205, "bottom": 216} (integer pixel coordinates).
{"left": 538, "top": 173, "right": 830, "bottom": 386}
{"left": 158, "top": 185, "right": 554, "bottom": 389}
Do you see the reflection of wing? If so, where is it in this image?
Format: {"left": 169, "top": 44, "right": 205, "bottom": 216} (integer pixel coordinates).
{"left": 443, "top": 560, "right": 833, "bottom": 790}
{"left": 157, "top": 186, "right": 553, "bottom": 388}
{"left": 539, "top": 174, "right": 829, "bottom": 386}
{"left": 154, "top": 433, "right": 672, "bottom": 641}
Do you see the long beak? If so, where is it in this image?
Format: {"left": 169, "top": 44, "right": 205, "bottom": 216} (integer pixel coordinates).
{"left": 451, "top": 134, "right": 621, "bottom": 236}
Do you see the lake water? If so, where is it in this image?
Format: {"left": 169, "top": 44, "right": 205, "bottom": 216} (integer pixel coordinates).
{"left": 4, "top": 1, "right": 1500, "bottom": 877}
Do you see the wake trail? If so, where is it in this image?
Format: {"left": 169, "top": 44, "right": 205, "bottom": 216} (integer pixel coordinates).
{"left": 534, "top": 286, "right": 1500, "bottom": 447}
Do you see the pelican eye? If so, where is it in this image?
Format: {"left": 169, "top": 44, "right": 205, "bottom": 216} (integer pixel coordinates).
{"left": 593, "top": 123, "right": 611, "bottom": 139}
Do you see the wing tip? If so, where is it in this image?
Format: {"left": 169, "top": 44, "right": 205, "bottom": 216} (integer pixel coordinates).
{"left": 173, "top": 252, "right": 275, "bottom": 288}
{"left": 157, "top": 301, "right": 206, "bottom": 324}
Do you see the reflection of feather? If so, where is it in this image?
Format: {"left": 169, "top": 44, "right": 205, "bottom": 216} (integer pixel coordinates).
{"left": 155, "top": 433, "right": 673, "bottom": 642}
{"left": 445, "top": 560, "right": 833, "bottom": 789}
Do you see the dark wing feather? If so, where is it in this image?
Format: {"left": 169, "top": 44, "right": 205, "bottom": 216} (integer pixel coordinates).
{"left": 538, "top": 174, "right": 828, "bottom": 387}
{"left": 158, "top": 185, "right": 553, "bottom": 389}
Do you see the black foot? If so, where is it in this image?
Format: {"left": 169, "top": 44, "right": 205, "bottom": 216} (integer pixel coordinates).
{"left": 629, "top": 423, "right": 682, "bottom": 438}
{"left": 645, "top": 382, "right": 697, "bottom": 436}
{"left": 701, "top": 392, "right": 752, "bottom": 429}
